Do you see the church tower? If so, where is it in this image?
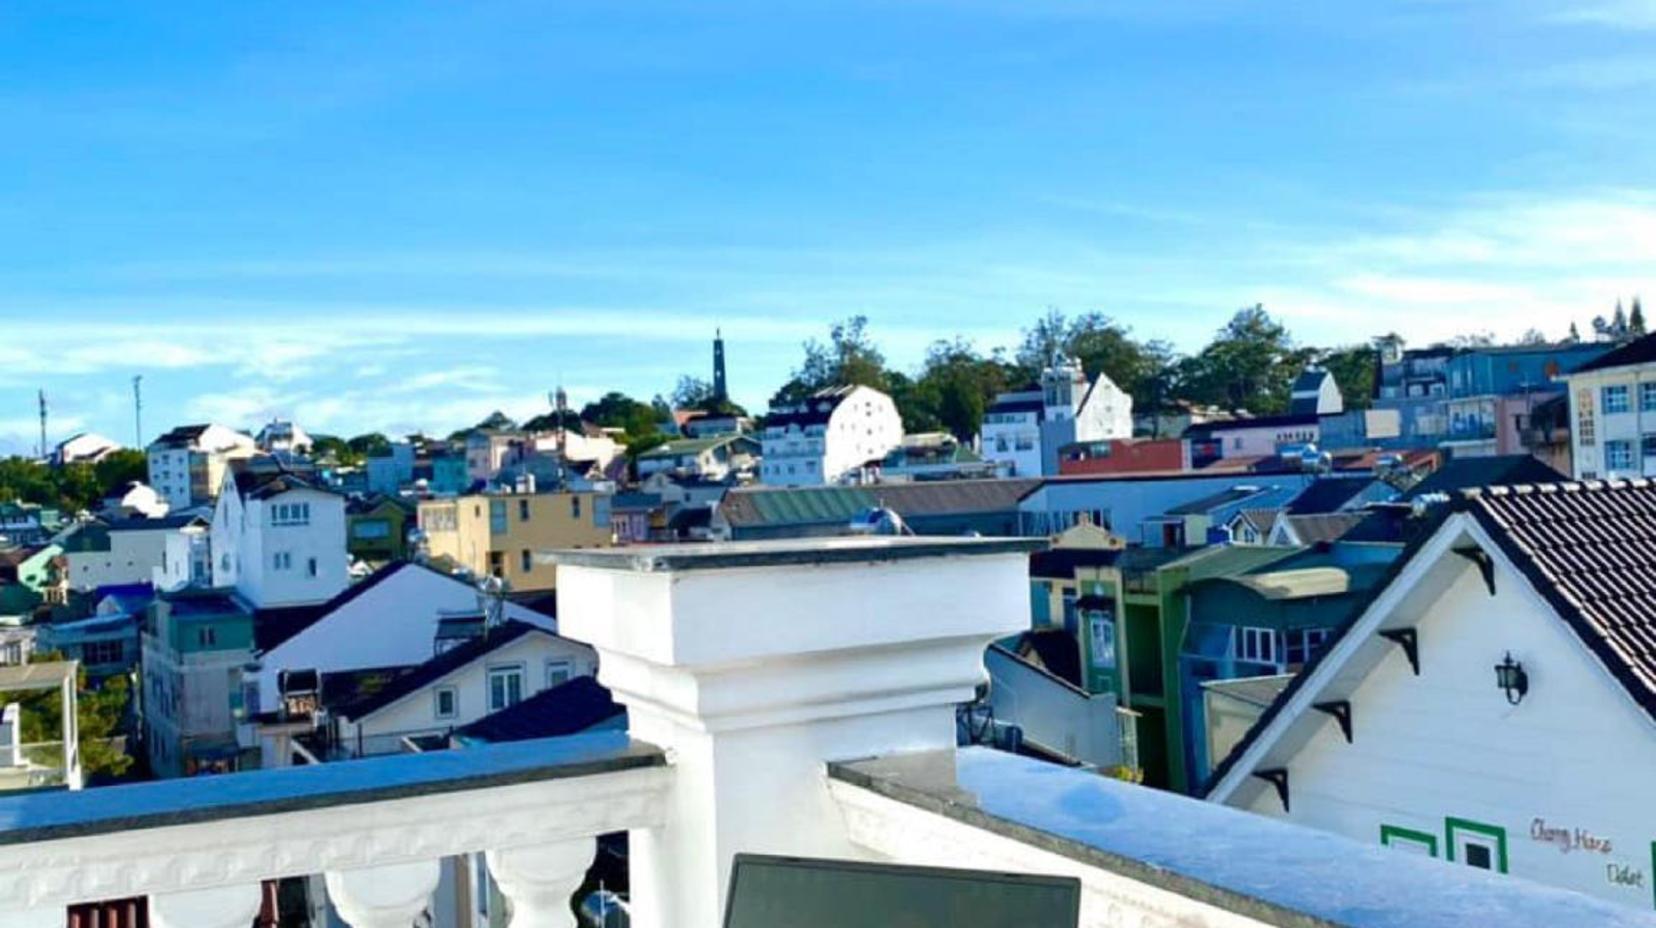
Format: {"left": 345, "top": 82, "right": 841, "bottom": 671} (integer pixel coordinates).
{"left": 713, "top": 329, "right": 728, "bottom": 404}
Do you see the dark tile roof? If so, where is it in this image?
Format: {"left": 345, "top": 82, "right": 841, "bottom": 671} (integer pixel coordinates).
{"left": 764, "top": 385, "right": 860, "bottom": 429}
{"left": 339, "top": 620, "right": 546, "bottom": 720}
{"left": 234, "top": 469, "right": 337, "bottom": 502}
{"left": 1401, "top": 455, "right": 1564, "bottom": 501}
{"left": 149, "top": 424, "right": 212, "bottom": 447}
{"left": 1284, "top": 477, "right": 1373, "bottom": 515}
{"left": 719, "top": 478, "right": 1041, "bottom": 528}
{"left": 985, "top": 396, "right": 1045, "bottom": 415}
{"left": 1028, "top": 546, "right": 1122, "bottom": 579}
{"left": 453, "top": 676, "right": 623, "bottom": 743}
{"left": 1567, "top": 332, "right": 1656, "bottom": 374}
{"left": 252, "top": 561, "right": 416, "bottom": 653}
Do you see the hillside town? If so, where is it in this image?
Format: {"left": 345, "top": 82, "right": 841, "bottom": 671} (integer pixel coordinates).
{"left": 3, "top": 303, "right": 1656, "bottom": 924}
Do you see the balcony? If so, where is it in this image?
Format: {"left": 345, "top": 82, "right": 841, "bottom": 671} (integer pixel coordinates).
{"left": 1, "top": 538, "right": 1648, "bottom": 928}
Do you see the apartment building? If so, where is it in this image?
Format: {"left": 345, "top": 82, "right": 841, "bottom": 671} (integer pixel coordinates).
{"left": 416, "top": 490, "right": 612, "bottom": 590}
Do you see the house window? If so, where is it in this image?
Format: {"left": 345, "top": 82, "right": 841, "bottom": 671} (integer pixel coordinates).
{"left": 1380, "top": 825, "right": 1438, "bottom": 858}
{"left": 1577, "top": 389, "right": 1595, "bottom": 447}
{"left": 83, "top": 639, "right": 124, "bottom": 665}
{"left": 1446, "top": 818, "right": 1508, "bottom": 873}
{"left": 1238, "top": 627, "right": 1277, "bottom": 665}
{"left": 307, "top": 557, "right": 318, "bottom": 578}
{"left": 273, "top": 551, "right": 293, "bottom": 571}
{"left": 198, "top": 626, "right": 217, "bottom": 648}
{"left": 271, "top": 502, "right": 311, "bottom": 526}
{"left": 1643, "top": 435, "right": 1656, "bottom": 461}
{"left": 1641, "top": 382, "right": 1656, "bottom": 412}
{"left": 434, "top": 686, "right": 458, "bottom": 720}
{"left": 1285, "top": 628, "right": 1331, "bottom": 666}
{"left": 1603, "top": 384, "right": 1630, "bottom": 415}
{"left": 490, "top": 500, "right": 508, "bottom": 534}
{"left": 571, "top": 496, "right": 582, "bottom": 520}
{"left": 488, "top": 665, "right": 525, "bottom": 711}
{"left": 1061, "top": 592, "right": 1078, "bottom": 634}
{"left": 1606, "top": 440, "right": 1634, "bottom": 472}
{"left": 488, "top": 551, "right": 504, "bottom": 578}
{"left": 545, "top": 660, "right": 573, "bottom": 688}
{"left": 518, "top": 499, "right": 530, "bottom": 522}
{"left": 520, "top": 549, "right": 532, "bottom": 573}
{"left": 1087, "top": 611, "right": 1116, "bottom": 670}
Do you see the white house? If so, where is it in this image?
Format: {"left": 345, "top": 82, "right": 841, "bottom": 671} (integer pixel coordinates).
{"left": 1558, "top": 334, "right": 1656, "bottom": 480}
{"left": 52, "top": 432, "right": 121, "bottom": 467}
{"left": 760, "top": 385, "right": 904, "bottom": 486}
{"left": 146, "top": 423, "right": 257, "bottom": 511}
{"left": 635, "top": 433, "right": 760, "bottom": 482}
{"left": 61, "top": 515, "right": 208, "bottom": 593}
{"left": 255, "top": 419, "right": 314, "bottom": 456}
{"left": 1288, "top": 368, "right": 1345, "bottom": 417}
{"left": 100, "top": 481, "right": 169, "bottom": 520}
{"left": 210, "top": 468, "right": 347, "bottom": 609}
{"left": 1207, "top": 480, "right": 1656, "bottom": 912}
{"left": 329, "top": 621, "right": 596, "bottom": 760}
{"left": 981, "top": 355, "right": 1133, "bottom": 477}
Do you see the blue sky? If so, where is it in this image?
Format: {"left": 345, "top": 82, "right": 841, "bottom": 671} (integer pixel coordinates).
{"left": 3, "top": 1, "right": 1654, "bottom": 454}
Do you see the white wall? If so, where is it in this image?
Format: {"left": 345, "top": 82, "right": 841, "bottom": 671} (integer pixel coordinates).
{"left": 337, "top": 631, "right": 597, "bottom": 756}
{"left": 1234, "top": 549, "right": 1656, "bottom": 910}
{"left": 67, "top": 527, "right": 195, "bottom": 592}
{"left": 982, "top": 410, "right": 1042, "bottom": 477}
{"left": 253, "top": 565, "right": 558, "bottom": 709}
{"left": 214, "top": 484, "right": 348, "bottom": 609}
{"left": 1563, "top": 365, "right": 1656, "bottom": 480}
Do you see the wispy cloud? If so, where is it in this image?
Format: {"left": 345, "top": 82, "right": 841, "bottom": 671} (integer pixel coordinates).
{"left": 1545, "top": 0, "right": 1656, "bottom": 29}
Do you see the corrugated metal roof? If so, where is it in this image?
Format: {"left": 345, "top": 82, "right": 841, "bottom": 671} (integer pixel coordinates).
{"left": 720, "top": 479, "right": 1041, "bottom": 528}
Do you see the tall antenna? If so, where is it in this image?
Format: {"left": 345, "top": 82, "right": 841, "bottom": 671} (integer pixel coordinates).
{"left": 37, "top": 389, "right": 47, "bottom": 461}
{"left": 132, "top": 376, "right": 144, "bottom": 448}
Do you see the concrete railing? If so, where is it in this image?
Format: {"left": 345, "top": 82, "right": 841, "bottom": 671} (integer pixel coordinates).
{"left": 0, "top": 732, "right": 669, "bottom": 928}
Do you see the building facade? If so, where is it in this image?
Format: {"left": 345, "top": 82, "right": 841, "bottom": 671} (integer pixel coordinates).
{"left": 981, "top": 356, "right": 1133, "bottom": 477}
{"left": 140, "top": 589, "right": 257, "bottom": 777}
{"left": 1560, "top": 335, "right": 1656, "bottom": 480}
{"left": 210, "top": 470, "right": 348, "bottom": 609}
{"left": 146, "top": 424, "right": 257, "bottom": 512}
{"left": 416, "top": 490, "right": 612, "bottom": 590}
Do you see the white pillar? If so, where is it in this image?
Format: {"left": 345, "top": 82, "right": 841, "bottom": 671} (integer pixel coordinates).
{"left": 325, "top": 859, "right": 440, "bottom": 928}
{"left": 486, "top": 838, "right": 596, "bottom": 928}
{"left": 556, "top": 538, "right": 1038, "bottom": 928}
{"left": 150, "top": 883, "right": 263, "bottom": 928}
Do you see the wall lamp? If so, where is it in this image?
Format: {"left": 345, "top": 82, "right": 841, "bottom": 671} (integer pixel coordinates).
{"left": 1495, "top": 652, "right": 1528, "bottom": 705}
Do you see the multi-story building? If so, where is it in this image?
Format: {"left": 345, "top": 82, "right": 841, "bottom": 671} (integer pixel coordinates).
{"left": 635, "top": 433, "right": 760, "bottom": 482}
{"left": 1559, "top": 333, "right": 1656, "bottom": 479}
{"left": 210, "top": 467, "right": 348, "bottom": 608}
{"left": 0, "top": 502, "right": 63, "bottom": 547}
{"left": 1439, "top": 343, "right": 1610, "bottom": 459}
{"left": 415, "top": 490, "right": 612, "bottom": 590}
{"left": 146, "top": 424, "right": 257, "bottom": 512}
{"left": 346, "top": 495, "right": 415, "bottom": 565}
{"left": 981, "top": 356, "right": 1133, "bottom": 477}
{"left": 139, "top": 588, "right": 257, "bottom": 777}
{"left": 760, "top": 385, "right": 904, "bottom": 486}
{"left": 51, "top": 432, "right": 121, "bottom": 467}
{"left": 59, "top": 515, "right": 208, "bottom": 592}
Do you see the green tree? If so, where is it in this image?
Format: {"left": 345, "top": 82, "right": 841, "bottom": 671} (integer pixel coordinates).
{"left": 1173, "top": 305, "right": 1308, "bottom": 414}
{"left": 909, "top": 339, "right": 1018, "bottom": 441}
{"left": 19, "top": 656, "right": 133, "bottom": 781}
{"left": 795, "top": 315, "right": 888, "bottom": 393}
{"left": 1015, "top": 310, "right": 1175, "bottom": 412}
{"left": 1314, "top": 345, "right": 1379, "bottom": 410}
{"left": 672, "top": 376, "right": 716, "bottom": 410}
{"left": 580, "top": 392, "right": 661, "bottom": 438}
{"left": 92, "top": 449, "right": 147, "bottom": 493}
{"left": 1632, "top": 298, "right": 1646, "bottom": 336}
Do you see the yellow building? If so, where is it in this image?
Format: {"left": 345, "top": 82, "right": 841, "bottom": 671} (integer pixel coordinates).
{"left": 416, "top": 491, "right": 612, "bottom": 591}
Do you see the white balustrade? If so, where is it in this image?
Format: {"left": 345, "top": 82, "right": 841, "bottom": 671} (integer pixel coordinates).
{"left": 149, "top": 883, "right": 264, "bottom": 928}
{"left": 487, "top": 838, "right": 598, "bottom": 928}
{"left": 326, "top": 860, "right": 441, "bottom": 928}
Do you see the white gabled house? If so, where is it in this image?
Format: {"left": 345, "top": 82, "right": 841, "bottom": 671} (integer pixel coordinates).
{"left": 210, "top": 467, "right": 348, "bottom": 609}
{"left": 1206, "top": 480, "right": 1656, "bottom": 912}
{"left": 980, "top": 355, "right": 1133, "bottom": 477}
{"left": 760, "top": 385, "right": 903, "bottom": 486}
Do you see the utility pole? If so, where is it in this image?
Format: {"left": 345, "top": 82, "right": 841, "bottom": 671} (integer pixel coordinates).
{"left": 37, "top": 389, "right": 47, "bottom": 461}
{"left": 132, "top": 376, "right": 144, "bottom": 448}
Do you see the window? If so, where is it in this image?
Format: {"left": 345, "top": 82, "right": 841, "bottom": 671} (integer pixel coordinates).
{"left": 490, "top": 500, "right": 508, "bottom": 534}
{"left": 488, "top": 551, "right": 504, "bottom": 578}
{"left": 1603, "top": 384, "right": 1630, "bottom": 415}
{"left": 1061, "top": 592, "right": 1078, "bottom": 634}
{"left": 353, "top": 519, "right": 391, "bottom": 540}
{"left": 521, "top": 549, "right": 532, "bottom": 573}
{"left": 1446, "top": 818, "right": 1508, "bottom": 874}
{"left": 434, "top": 686, "right": 458, "bottom": 720}
{"left": 1285, "top": 628, "right": 1331, "bottom": 666}
{"left": 270, "top": 502, "right": 310, "bottom": 526}
{"left": 1642, "top": 382, "right": 1656, "bottom": 412}
{"left": 307, "top": 557, "right": 318, "bottom": 578}
{"left": 198, "top": 626, "right": 217, "bottom": 648}
{"left": 273, "top": 551, "right": 292, "bottom": 571}
{"left": 545, "top": 660, "right": 573, "bottom": 688}
{"left": 518, "top": 499, "right": 530, "bottom": 522}
{"left": 1606, "top": 440, "right": 1634, "bottom": 472}
{"left": 1380, "top": 825, "right": 1438, "bottom": 858}
{"left": 571, "top": 496, "right": 582, "bottom": 520}
{"left": 83, "top": 640, "right": 124, "bottom": 666}
{"left": 1576, "top": 388, "right": 1596, "bottom": 447}
{"left": 488, "top": 666, "right": 525, "bottom": 712}
{"left": 1643, "top": 435, "right": 1656, "bottom": 461}
{"left": 1238, "top": 627, "right": 1277, "bottom": 665}
{"left": 1087, "top": 611, "right": 1116, "bottom": 670}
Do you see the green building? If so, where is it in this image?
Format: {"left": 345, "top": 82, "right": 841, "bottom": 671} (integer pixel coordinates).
{"left": 139, "top": 589, "right": 257, "bottom": 777}
{"left": 347, "top": 495, "right": 416, "bottom": 565}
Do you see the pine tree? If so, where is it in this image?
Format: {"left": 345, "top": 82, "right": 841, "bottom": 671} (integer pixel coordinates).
{"left": 1567, "top": 322, "right": 1582, "bottom": 343}
{"left": 1632, "top": 297, "right": 1647, "bottom": 336}
{"left": 1613, "top": 300, "right": 1629, "bottom": 337}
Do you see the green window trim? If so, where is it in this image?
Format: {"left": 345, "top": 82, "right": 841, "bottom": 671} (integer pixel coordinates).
{"left": 1445, "top": 817, "right": 1508, "bottom": 874}
{"left": 1380, "top": 824, "right": 1438, "bottom": 857}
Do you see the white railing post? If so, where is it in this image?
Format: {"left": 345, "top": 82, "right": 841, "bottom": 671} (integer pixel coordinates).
{"left": 486, "top": 838, "right": 597, "bottom": 927}
{"left": 149, "top": 883, "right": 263, "bottom": 928}
{"left": 557, "top": 539, "right": 1038, "bottom": 928}
{"left": 325, "top": 859, "right": 440, "bottom": 928}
